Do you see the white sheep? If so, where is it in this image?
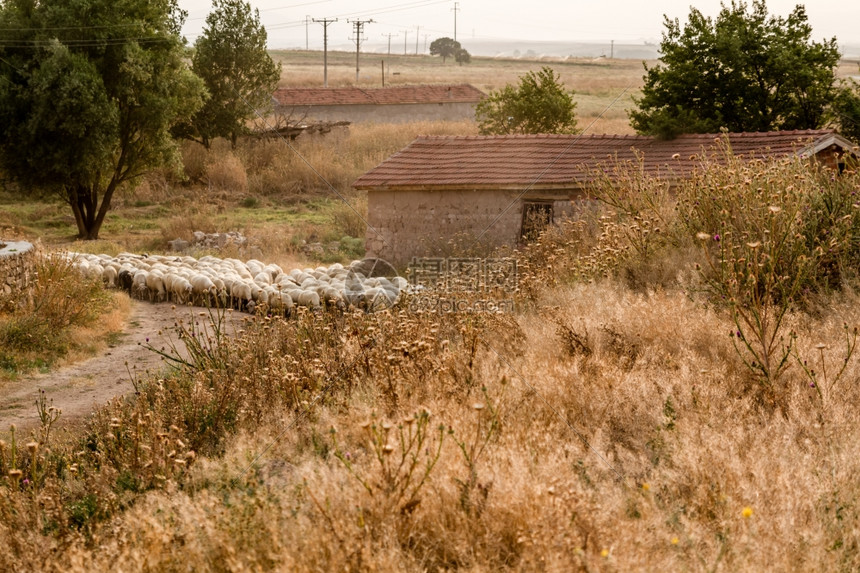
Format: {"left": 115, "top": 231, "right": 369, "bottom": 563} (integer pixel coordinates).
{"left": 145, "top": 270, "right": 167, "bottom": 302}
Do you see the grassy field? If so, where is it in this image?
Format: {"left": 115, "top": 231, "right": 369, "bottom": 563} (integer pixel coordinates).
{"left": 2, "top": 52, "right": 860, "bottom": 571}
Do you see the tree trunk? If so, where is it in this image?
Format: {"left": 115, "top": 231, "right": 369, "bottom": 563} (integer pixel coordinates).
{"left": 68, "top": 188, "right": 87, "bottom": 239}
{"left": 66, "top": 184, "right": 105, "bottom": 240}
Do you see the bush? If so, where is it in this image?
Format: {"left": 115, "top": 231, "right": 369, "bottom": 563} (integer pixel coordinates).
{"left": 475, "top": 66, "right": 577, "bottom": 135}
{"left": 521, "top": 147, "right": 860, "bottom": 387}
{"left": 329, "top": 196, "right": 367, "bottom": 239}
{"left": 678, "top": 148, "right": 860, "bottom": 384}
{"left": 205, "top": 152, "right": 248, "bottom": 194}
{"left": 0, "top": 254, "right": 112, "bottom": 369}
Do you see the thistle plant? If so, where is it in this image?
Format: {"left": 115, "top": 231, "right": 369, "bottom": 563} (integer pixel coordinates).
{"left": 588, "top": 153, "right": 676, "bottom": 261}
{"left": 680, "top": 146, "right": 860, "bottom": 385}
{"left": 142, "top": 305, "right": 236, "bottom": 373}
{"left": 332, "top": 407, "right": 447, "bottom": 515}
{"left": 35, "top": 389, "right": 61, "bottom": 446}
{"left": 3, "top": 424, "right": 20, "bottom": 488}
{"left": 792, "top": 324, "right": 858, "bottom": 408}
{"left": 454, "top": 383, "right": 504, "bottom": 516}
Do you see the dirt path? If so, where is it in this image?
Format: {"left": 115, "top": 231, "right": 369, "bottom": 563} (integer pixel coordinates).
{"left": 0, "top": 301, "right": 247, "bottom": 434}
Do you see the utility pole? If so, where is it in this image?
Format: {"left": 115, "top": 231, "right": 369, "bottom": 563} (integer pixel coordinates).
{"left": 349, "top": 19, "right": 373, "bottom": 84}
{"left": 415, "top": 25, "right": 421, "bottom": 55}
{"left": 423, "top": 33, "right": 429, "bottom": 54}
{"left": 452, "top": 2, "right": 460, "bottom": 43}
{"left": 313, "top": 18, "right": 337, "bottom": 87}
{"left": 305, "top": 15, "right": 310, "bottom": 50}
{"left": 610, "top": 40, "right": 614, "bottom": 59}
{"left": 382, "top": 32, "right": 398, "bottom": 56}
{"left": 403, "top": 29, "right": 408, "bottom": 55}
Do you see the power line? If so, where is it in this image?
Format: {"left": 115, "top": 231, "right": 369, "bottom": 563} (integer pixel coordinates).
{"left": 452, "top": 1, "right": 460, "bottom": 43}
{"left": 382, "top": 32, "right": 398, "bottom": 56}
{"left": 263, "top": 0, "right": 448, "bottom": 32}
{"left": 312, "top": 18, "right": 337, "bottom": 87}
{"left": 348, "top": 19, "right": 373, "bottom": 84}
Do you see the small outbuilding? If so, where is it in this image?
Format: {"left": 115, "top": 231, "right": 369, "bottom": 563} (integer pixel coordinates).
{"left": 353, "top": 129, "right": 858, "bottom": 265}
{"left": 273, "top": 84, "right": 485, "bottom": 124}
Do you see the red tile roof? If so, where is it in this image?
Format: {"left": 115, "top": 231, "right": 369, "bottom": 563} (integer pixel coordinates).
{"left": 273, "top": 84, "right": 485, "bottom": 107}
{"left": 354, "top": 130, "right": 856, "bottom": 190}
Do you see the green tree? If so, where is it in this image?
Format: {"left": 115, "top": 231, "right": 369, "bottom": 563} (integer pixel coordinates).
{"left": 475, "top": 66, "right": 577, "bottom": 135}
{"left": 455, "top": 47, "right": 471, "bottom": 65}
{"left": 181, "top": 0, "right": 281, "bottom": 148}
{"left": 630, "top": 1, "right": 842, "bottom": 138}
{"left": 429, "top": 37, "right": 461, "bottom": 63}
{"left": 0, "top": 0, "right": 204, "bottom": 240}
{"left": 833, "top": 80, "right": 860, "bottom": 144}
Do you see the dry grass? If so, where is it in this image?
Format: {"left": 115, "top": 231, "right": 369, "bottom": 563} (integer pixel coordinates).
{"left": 205, "top": 151, "right": 249, "bottom": 195}
{"left": 59, "top": 292, "right": 131, "bottom": 366}
{"left": 0, "top": 255, "right": 122, "bottom": 383}
{"left": 4, "top": 278, "right": 860, "bottom": 570}
{"left": 3, "top": 157, "right": 860, "bottom": 570}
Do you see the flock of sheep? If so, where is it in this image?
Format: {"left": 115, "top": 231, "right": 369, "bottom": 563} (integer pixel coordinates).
{"left": 65, "top": 252, "right": 409, "bottom": 314}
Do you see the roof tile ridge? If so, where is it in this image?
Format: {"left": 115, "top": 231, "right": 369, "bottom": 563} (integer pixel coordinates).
{"left": 606, "top": 133, "right": 649, "bottom": 140}
{"left": 414, "top": 134, "right": 470, "bottom": 140}
{"left": 786, "top": 128, "right": 834, "bottom": 135}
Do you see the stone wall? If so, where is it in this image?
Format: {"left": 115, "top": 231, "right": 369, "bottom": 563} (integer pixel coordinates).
{"left": 278, "top": 102, "right": 478, "bottom": 124}
{"left": 0, "top": 240, "right": 37, "bottom": 304}
{"left": 365, "top": 188, "right": 581, "bottom": 267}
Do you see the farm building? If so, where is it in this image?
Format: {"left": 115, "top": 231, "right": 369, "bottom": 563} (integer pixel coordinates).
{"left": 353, "top": 129, "right": 858, "bottom": 265}
{"left": 272, "top": 84, "right": 485, "bottom": 124}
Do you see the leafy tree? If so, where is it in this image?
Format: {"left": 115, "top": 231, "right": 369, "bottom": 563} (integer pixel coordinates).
{"left": 475, "top": 66, "right": 577, "bottom": 135}
{"left": 455, "top": 48, "right": 471, "bottom": 65}
{"left": 0, "top": 0, "right": 204, "bottom": 240}
{"left": 181, "top": 0, "right": 281, "bottom": 148}
{"left": 630, "top": 1, "right": 842, "bottom": 138}
{"left": 833, "top": 80, "right": 860, "bottom": 144}
{"left": 429, "top": 37, "right": 461, "bottom": 63}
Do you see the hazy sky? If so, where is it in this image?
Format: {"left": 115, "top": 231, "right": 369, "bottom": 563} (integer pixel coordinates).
{"left": 178, "top": 1, "right": 860, "bottom": 51}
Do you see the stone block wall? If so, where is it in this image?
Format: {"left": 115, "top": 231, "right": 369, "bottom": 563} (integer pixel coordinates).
{"left": 365, "top": 188, "right": 582, "bottom": 267}
{"left": 279, "top": 102, "right": 478, "bottom": 124}
{"left": 0, "top": 240, "right": 37, "bottom": 303}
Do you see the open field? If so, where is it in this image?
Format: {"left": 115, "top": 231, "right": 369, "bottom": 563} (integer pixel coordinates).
{"left": 2, "top": 52, "right": 860, "bottom": 571}
{"left": 274, "top": 50, "right": 648, "bottom": 135}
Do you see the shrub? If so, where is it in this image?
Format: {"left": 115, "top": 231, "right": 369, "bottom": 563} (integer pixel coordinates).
{"left": 205, "top": 152, "right": 248, "bottom": 194}
{"left": 0, "top": 255, "right": 111, "bottom": 353}
{"left": 677, "top": 146, "right": 860, "bottom": 384}
{"left": 329, "top": 195, "right": 367, "bottom": 239}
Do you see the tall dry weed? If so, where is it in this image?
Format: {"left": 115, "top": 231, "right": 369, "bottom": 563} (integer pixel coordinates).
{"left": 205, "top": 152, "right": 248, "bottom": 195}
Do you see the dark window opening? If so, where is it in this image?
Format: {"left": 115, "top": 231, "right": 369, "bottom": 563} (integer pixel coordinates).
{"left": 521, "top": 202, "right": 554, "bottom": 242}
